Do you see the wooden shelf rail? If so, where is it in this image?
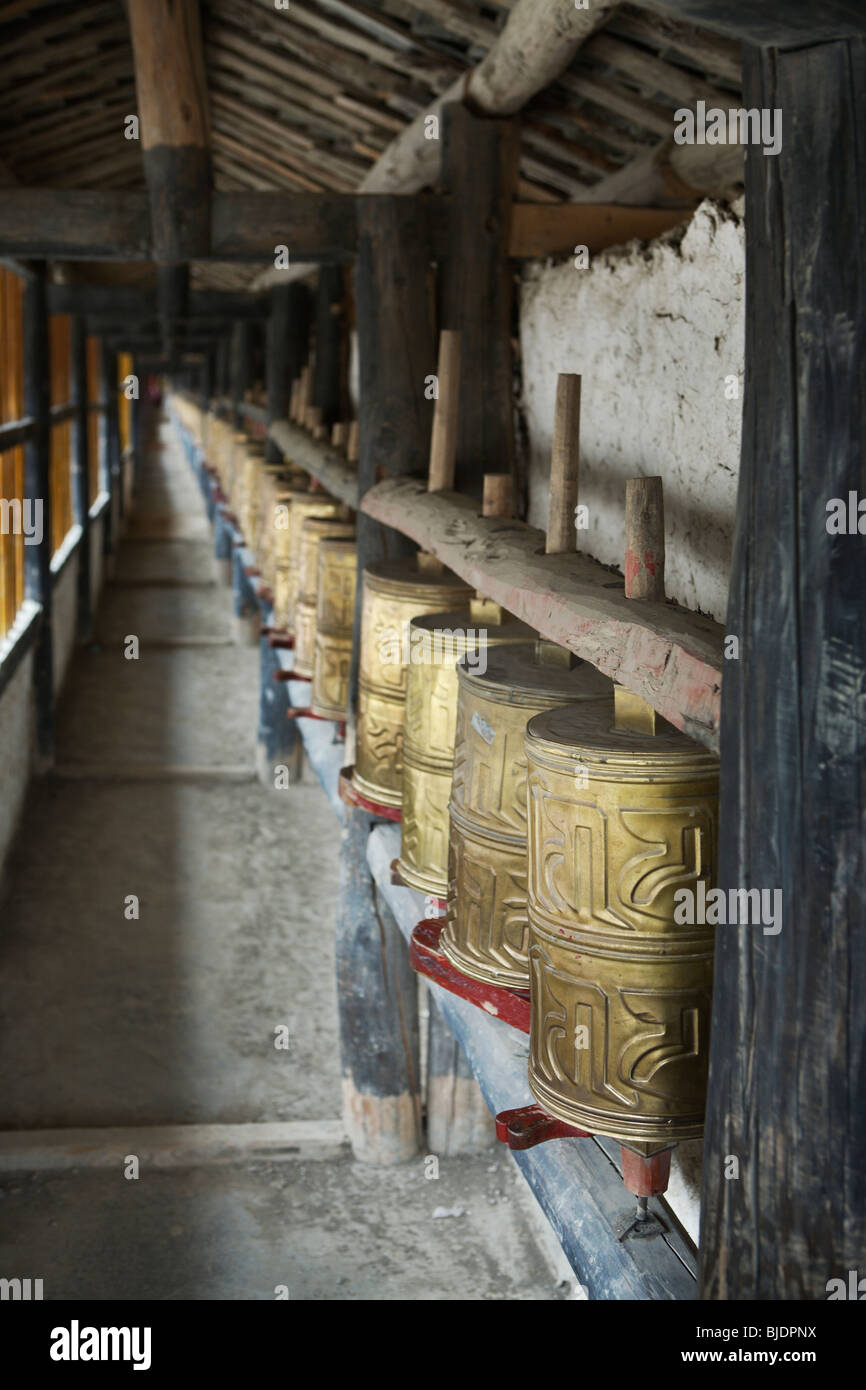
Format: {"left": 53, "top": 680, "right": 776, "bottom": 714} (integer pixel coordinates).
{"left": 360, "top": 476, "right": 723, "bottom": 751}
{"left": 267, "top": 419, "right": 358, "bottom": 510}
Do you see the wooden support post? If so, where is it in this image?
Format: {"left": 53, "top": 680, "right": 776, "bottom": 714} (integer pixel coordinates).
{"left": 482, "top": 473, "right": 513, "bottom": 519}
{"left": 313, "top": 264, "right": 345, "bottom": 430}
{"left": 70, "top": 315, "right": 91, "bottom": 640}
{"left": 156, "top": 262, "right": 189, "bottom": 368}
{"left": 230, "top": 320, "right": 253, "bottom": 429}
{"left": 100, "top": 341, "right": 121, "bottom": 546}
{"left": 350, "top": 194, "right": 436, "bottom": 698}
{"left": 337, "top": 194, "right": 434, "bottom": 1164}
{"left": 346, "top": 418, "right": 359, "bottom": 465}
{"left": 23, "top": 264, "right": 53, "bottom": 764}
{"left": 624, "top": 477, "right": 665, "bottom": 601}
{"left": 426, "top": 997, "right": 494, "bottom": 1156}
{"left": 127, "top": 0, "right": 210, "bottom": 263}
{"left": 336, "top": 806, "right": 422, "bottom": 1163}
{"left": 440, "top": 105, "right": 520, "bottom": 497}
{"left": 427, "top": 330, "right": 461, "bottom": 494}
{"left": 700, "top": 38, "right": 866, "bottom": 1301}
{"left": 546, "top": 373, "right": 581, "bottom": 554}
{"left": 265, "top": 283, "right": 310, "bottom": 465}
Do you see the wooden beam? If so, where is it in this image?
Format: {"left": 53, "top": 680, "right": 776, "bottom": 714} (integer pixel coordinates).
{"left": 0, "top": 191, "right": 151, "bottom": 260}
{"left": 267, "top": 421, "right": 356, "bottom": 508}
{"left": 509, "top": 202, "right": 695, "bottom": 258}
{"left": 700, "top": 35, "right": 866, "bottom": 1302}
{"left": 210, "top": 191, "right": 363, "bottom": 262}
{"left": 127, "top": 0, "right": 211, "bottom": 262}
{"left": 361, "top": 0, "right": 617, "bottom": 193}
{"left": 441, "top": 105, "right": 519, "bottom": 496}
{"left": 360, "top": 476, "right": 723, "bottom": 749}
{"left": 47, "top": 284, "right": 269, "bottom": 318}
{"left": 634, "top": 0, "right": 866, "bottom": 44}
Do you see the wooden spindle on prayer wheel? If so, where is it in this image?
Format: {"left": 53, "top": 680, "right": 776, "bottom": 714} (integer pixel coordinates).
{"left": 624, "top": 476, "right": 665, "bottom": 602}
{"left": 346, "top": 419, "right": 360, "bottom": 465}
{"left": 546, "top": 373, "right": 581, "bottom": 554}
{"left": 427, "top": 329, "right": 461, "bottom": 494}
{"left": 482, "top": 472, "right": 512, "bottom": 519}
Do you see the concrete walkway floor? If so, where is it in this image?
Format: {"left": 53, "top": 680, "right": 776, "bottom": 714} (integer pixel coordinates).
{"left": 0, "top": 409, "right": 574, "bottom": 1300}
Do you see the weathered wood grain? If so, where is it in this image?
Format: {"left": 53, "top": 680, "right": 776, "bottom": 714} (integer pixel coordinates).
{"left": 700, "top": 37, "right": 866, "bottom": 1301}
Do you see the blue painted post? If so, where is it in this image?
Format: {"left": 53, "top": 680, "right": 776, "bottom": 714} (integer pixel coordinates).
{"left": 336, "top": 805, "right": 422, "bottom": 1163}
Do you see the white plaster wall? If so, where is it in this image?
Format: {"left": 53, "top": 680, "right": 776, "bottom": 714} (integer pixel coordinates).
{"left": 519, "top": 198, "right": 745, "bottom": 623}
{"left": 0, "top": 646, "right": 34, "bottom": 881}
{"left": 52, "top": 551, "right": 79, "bottom": 696}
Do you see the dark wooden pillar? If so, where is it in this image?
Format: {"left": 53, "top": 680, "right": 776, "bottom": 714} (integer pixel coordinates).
{"left": 700, "top": 38, "right": 866, "bottom": 1301}
{"left": 100, "top": 340, "right": 120, "bottom": 546}
{"left": 440, "top": 104, "right": 519, "bottom": 499}
{"left": 265, "top": 282, "right": 310, "bottom": 464}
{"left": 23, "top": 264, "right": 53, "bottom": 762}
{"left": 351, "top": 195, "right": 435, "bottom": 695}
{"left": 312, "top": 264, "right": 345, "bottom": 429}
{"left": 230, "top": 320, "right": 253, "bottom": 429}
{"left": 70, "top": 314, "right": 91, "bottom": 640}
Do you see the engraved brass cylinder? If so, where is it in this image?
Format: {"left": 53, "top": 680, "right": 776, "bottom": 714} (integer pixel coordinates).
{"left": 272, "top": 492, "right": 346, "bottom": 633}
{"left": 442, "top": 644, "right": 613, "bottom": 989}
{"left": 524, "top": 701, "right": 719, "bottom": 1145}
{"left": 293, "top": 516, "right": 356, "bottom": 677}
{"left": 354, "top": 559, "right": 472, "bottom": 808}
{"left": 311, "top": 539, "right": 357, "bottom": 721}
{"left": 397, "top": 610, "right": 534, "bottom": 897}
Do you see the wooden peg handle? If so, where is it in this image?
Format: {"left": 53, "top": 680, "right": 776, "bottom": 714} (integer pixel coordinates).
{"left": 346, "top": 419, "right": 360, "bottom": 464}
{"left": 546, "top": 373, "right": 581, "bottom": 554}
{"left": 482, "top": 473, "right": 513, "bottom": 519}
{"left": 428, "top": 329, "right": 461, "bottom": 492}
{"left": 624, "top": 476, "right": 665, "bottom": 601}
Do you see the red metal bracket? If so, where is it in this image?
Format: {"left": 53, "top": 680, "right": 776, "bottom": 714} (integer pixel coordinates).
{"left": 410, "top": 920, "right": 530, "bottom": 1032}
{"left": 338, "top": 765, "right": 402, "bottom": 822}
{"left": 494, "top": 1102, "right": 674, "bottom": 1201}
{"left": 273, "top": 669, "right": 311, "bottom": 682}
{"left": 495, "top": 1104, "right": 590, "bottom": 1148}
{"left": 286, "top": 710, "right": 346, "bottom": 740}
{"left": 266, "top": 632, "right": 295, "bottom": 649}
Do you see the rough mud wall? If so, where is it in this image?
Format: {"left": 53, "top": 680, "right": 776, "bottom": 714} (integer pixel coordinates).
{"left": 519, "top": 199, "right": 745, "bottom": 623}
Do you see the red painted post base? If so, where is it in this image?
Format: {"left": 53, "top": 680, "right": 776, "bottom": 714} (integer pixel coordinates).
{"left": 338, "top": 765, "right": 402, "bottom": 822}
{"left": 410, "top": 920, "right": 530, "bottom": 1032}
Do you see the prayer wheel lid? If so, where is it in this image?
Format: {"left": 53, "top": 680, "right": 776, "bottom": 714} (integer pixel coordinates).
{"left": 364, "top": 558, "right": 472, "bottom": 595}
{"left": 408, "top": 608, "right": 533, "bottom": 639}
{"left": 526, "top": 700, "right": 720, "bottom": 769}
{"left": 300, "top": 515, "right": 355, "bottom": 537}
{"left": 458, "top": 641, "right": 612, "bottom": 705}
{"left": 319, "top": 537, "right": 357, "bottom": 555}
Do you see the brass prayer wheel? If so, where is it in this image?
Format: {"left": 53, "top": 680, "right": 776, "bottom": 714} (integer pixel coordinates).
{"left": 524, "top": 695, "right": 720, "bottom": 1145}
{"left": 311, "top": 539, "right": 357, "bottom": 721}
{"left": 293, "top": 516, "right": 356, "bottom": 677}
{"left": 442, "top": 643, "right": 613, "bottom": 988}
{"left": 397, "top": 608, "right": 534, "bottom": 896}
{"left": 273, "top": 492, "right": 346, "bottom": 632}
{"left": 354, "top": 558, "right": 472, "bottom": 807}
